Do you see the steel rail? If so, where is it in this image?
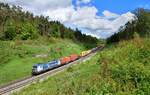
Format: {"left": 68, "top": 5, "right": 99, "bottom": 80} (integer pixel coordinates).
{"left": 0, "top": 47, "right": 103, "bottom": 95}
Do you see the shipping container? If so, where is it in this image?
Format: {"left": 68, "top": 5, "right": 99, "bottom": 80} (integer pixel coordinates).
{"left": 80, "top": 51, "right": 87, "bottom": 57}
{"left": 60, "top": 56, "right": 71, "bottom": 65}
{"left": 70, "top": 54, "right": 79, "bottom": 62}
{"left": 87, "top": 50, "right": 92, "bottom": 54}
{"left": 80, "top": 50, "right": 91, "bottom": 57}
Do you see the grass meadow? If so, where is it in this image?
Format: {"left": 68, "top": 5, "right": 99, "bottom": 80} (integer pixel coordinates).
{"left": 0, "top": 37, "right": 92, "bottom": 86}
{"left": 13, "top": 37, "right": 150, "bottom": 95}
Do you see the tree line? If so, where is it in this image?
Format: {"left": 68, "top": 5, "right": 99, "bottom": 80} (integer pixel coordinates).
{"left": 107, "top": 8, "right": 150, "bottom": 44}
{"left": 0, "top": 2, "right": 98, "bottom": 45}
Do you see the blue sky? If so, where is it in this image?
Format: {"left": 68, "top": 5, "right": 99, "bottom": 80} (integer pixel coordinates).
{"left": 1, "top": 0, "right": 150, "bottom": 38}
{"left": 73, "top": 0, "right": 150, "bottom": 14}
{"left": 94, "top": 0, "right": 150, "bottom": 14}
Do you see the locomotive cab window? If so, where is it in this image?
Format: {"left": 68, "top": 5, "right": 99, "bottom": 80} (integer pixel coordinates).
{"left": 33, "top": 66, "right": 37, "bottom": 68}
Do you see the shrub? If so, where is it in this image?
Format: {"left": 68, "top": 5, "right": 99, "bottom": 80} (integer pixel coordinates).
{"left": 21, "top": 23, "right": 38, "bottom": 40}
{"left": 4, "top": 20, "right": 16, "bottom": 40}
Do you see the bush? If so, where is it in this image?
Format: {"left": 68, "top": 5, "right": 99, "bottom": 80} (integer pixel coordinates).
{"left": 4, "top": 20, "right": 16, "bottom": 40}
{"left": 21, "top": 23, "right": 38, "bottom": 40}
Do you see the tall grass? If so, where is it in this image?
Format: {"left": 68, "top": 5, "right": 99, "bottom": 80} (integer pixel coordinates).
{"left": 0, "top": 37, "right": 90, "bottom": 86}
{"left": 14, "top": 37, "right": 150, "bottom": 95}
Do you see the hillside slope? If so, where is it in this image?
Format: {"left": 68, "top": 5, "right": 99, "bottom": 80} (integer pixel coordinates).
{"left": 107, "top": 8, "right": 150, "bottom": 44}
{"left": 0, "top": 2, "right": 98, "bottom": 45}
{"left": 14, "top": 37, "right": 150, "bottom": 95}
{"left": 0, "top": 37, "right": 94, "bottom": 86}
{"left": 0, "top": 2, "right": 100, "bottom": 87}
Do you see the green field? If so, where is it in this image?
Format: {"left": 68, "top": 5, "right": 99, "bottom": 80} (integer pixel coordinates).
{"left": 13, "top": 37, "right": 150, "bottom": 95}
{"left": 0, "top": 37, "right": 94, "bottom": 86}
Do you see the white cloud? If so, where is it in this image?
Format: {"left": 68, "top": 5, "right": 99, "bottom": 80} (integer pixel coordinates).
{"left": 103, "top": 10, "right": 120, "bottom": 19}
{"left": 43, "top": 6, "right": 74, "bottom": 23}
{"left": 111, "top": 12, "right": 135, "bottom": 32}
{"left": 1, "top": 0, "right": 136, "bottom": 39}
{"left": 1, "top": 0, "right": 72, "bottom": 14}
{"left": 80, "top": 0, "right": 91, "bottom": 3}
{"left": 77, "top": 0, "right": 91, "bottom": 4}
{"left": 71, "top": 6, "right": 98, "bottom": 22}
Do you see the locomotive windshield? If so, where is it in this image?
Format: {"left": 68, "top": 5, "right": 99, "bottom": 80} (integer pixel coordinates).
{"left": 33, "top": 66, "right": 37, "bottom": 68}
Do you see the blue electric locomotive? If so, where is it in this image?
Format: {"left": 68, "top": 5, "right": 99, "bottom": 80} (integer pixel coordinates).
{"left": 32, "top": 60, "right": 61, "bottom": 75}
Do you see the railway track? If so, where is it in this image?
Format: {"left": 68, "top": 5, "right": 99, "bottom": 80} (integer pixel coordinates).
{"left": 0, "top": 47, "right": 102, "bottom": 95}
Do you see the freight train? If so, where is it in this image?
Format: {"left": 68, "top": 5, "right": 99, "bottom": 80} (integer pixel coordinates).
{"left": 32, "top": 47, "right": 99, "bottom": 75}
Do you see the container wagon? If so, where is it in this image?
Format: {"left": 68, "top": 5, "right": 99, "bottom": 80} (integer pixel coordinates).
{"left": 70, "top": 54, "right": 79, "bottom": 62}
{"left": 32, "top": 47, "right": 95, "bottom": 75}
{"left": 80, "top": 50, "right": 91, "bottom": 57}
{"left": 60, "top": 56, "right": 71, "bottom": 65}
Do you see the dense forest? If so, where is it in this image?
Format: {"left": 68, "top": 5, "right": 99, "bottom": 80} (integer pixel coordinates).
{"left": 0, "top": 2, "right": 98, "bottom": 45}
{"left": 107, "top": 8, "right": 150, "bottom": 44}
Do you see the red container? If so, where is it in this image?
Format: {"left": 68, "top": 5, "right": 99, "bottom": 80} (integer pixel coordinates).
{"left": 60, "top": 57, "right": 71, "bottom": 65}
{"left": 70, "top": 54, "right": 79, "bottom": 62}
